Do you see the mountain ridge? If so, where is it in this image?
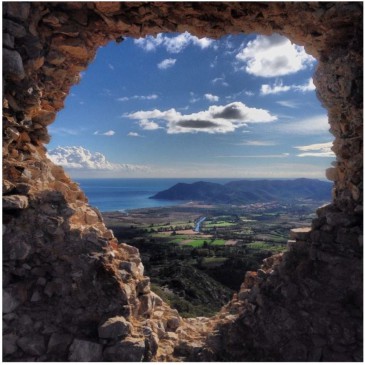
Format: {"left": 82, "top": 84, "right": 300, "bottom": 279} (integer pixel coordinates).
{"left": 150, "top": 178, "right": 332, "bottom": 204}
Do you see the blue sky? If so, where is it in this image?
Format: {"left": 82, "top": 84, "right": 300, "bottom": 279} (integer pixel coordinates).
{"left": 47, "top": 32, "right": 334, "bottom": 179}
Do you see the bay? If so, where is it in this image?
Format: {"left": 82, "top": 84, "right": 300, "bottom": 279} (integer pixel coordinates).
{"left": 74, "top": 178, "right": 237, "bottom": 212}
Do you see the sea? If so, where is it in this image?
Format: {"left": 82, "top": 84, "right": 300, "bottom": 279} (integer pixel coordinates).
{"left": 75, "top": 178, "right": 236, "bottom": 212}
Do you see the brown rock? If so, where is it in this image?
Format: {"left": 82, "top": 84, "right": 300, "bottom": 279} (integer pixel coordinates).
{"left": 95, "top": 2, "right": 121, "bottom": 15}
{"left": 3, "top": 195, "right": 29, "bottom": 210}
{"left": 290, "top": 227, "right": 312, "bottom": 241}
{"left": 98, "top": 316, "right": 132, "bottom": 339}
{"left": 53, "top": 38, "right": 89, "bottom": 60}
{"left": 4, "top": 2, "right": 30, "bottom": 21}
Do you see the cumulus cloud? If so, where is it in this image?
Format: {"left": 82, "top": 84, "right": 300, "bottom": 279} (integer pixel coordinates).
{"left": 127, "top": 102, "right": 277, "bottom": 134}
{"left": 93, "top": 130, "right": 116, "bottom": 136}
{"left": 47, "top": 146, "right": 148, "bottom": 172}
{"left": 128, "top": 132, "right": 142, "bottom": 137}
{"left": 134, "top": 32, "right": 214, "bottom": 53}
{"left": 236, "top": 34, "right": 315, "bottom": 77}
{"left": 260, "top": 78, "right": 315, "bottom": 95}
{"left": 295, "top": 142, "right": 334, "bottom": 157}
{"left": 204, "top": 93, "right": 219, "bottom": 102}
{"left": 117, "top": 94, "right": 158, "bottom": 102}
{"left": 157, "top": 58, "right": 177, "bottom": 70}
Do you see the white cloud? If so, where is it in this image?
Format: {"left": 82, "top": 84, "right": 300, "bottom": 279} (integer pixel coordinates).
{"left": 117, "top": 94, "right": 158, "bottom": 102}
{"left": 49, "top": 127, "right": 79, "bottom": 136}
{"left": 261, "top": 80, "right": 291, "bottom": 95}
{"left": 204, "top": 93, "right": 219, "bottom": 102}
{"left": 217, "top": 153, "right": 289, "bottom": 158}
{"left": 276, "top": 100, "right": 299, "bottom": 108}
{"left": 237, "top": 140, "right": 277, "bottom": 146}
{"left": 139, "top": 119, "right": 162, "bottom": 130}
{"left": 261, "top": 78, "right": 316, "bottom": 95}
{"left": 212, "top": 76, "right": 229, "bottom": 87}
{"left": 47, "top": 146, "right": 148, "bottom": 172}
{"left": 295, "top": 142, "right": 334, "bottom": 157}
{"left": 134, "top": 32, "right": 214, "bottom": 53}
{"left": 127, "top": 102, "right": 277, "bottom": 134}
{"left": 93, "top": 130, "right": 115, "bottom": 136}
{"left": 236, "top": 34, "right": 315, "bottom": 77}
{"left": 108, "top": 63, "right": 114, "bottom": 70}
{"left": 278, "top": 115, "right": 329, "bottom": 135}
{"left": 128, "top": 132, "right": 142, "bottom": 137}
{"left": 157, "top": 58, "right": 176, "bottom": 70}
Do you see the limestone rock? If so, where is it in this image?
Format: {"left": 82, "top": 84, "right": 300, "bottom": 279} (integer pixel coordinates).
{"left": 103, "top": 337, "right": 145, "bottom": 361}
{"left": 98, "top": 316, "right": 132, "bottom": 339}
{"left": 68, "top": 339, "right": 103, "bottom": 362}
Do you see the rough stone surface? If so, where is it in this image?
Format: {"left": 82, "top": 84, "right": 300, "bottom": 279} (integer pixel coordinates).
{"left": 68, "top": 339, "right": 103, "bottom": 362}
{"left": 103, "top": 337, "right": 145, "bottom": 362}
{"left": 2, "top": 2, "right": 362, "bottom": 362}
{"left": 3, "top": 195, "right": 29, "bottom": 210}
{"left": 98, "top": 316, "right": 132, "bottom": 339}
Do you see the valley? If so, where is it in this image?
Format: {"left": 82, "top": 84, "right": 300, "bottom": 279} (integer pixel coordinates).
{"left": 103, "top": 198, "right": 325, "bottom": 318}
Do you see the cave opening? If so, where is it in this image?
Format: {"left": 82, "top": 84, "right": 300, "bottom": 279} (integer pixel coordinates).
{"left": 45, "top": 31, "right": 334, "bottom": 318}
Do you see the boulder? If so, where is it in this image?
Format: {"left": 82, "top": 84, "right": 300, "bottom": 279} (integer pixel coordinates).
{"left": 4, "top": 2, "right": 30, "bottom": 21}
{"left": 98, "top": 316, "right": 132, "bottom": 339}
{"left": 137, "top": 278, "right": 151, "bottom": 294}
{"left": 3, "top": 195, "right": 29, "bottom": 210}
{"left": 68, "top": 339, "right": 103, "bottom": 362}
{"left": 103, "top": 337, "right": 145, "bottom": 361}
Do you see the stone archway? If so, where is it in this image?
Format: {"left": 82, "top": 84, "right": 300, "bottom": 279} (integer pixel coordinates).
{"left": 3, "top": 2, "right": 362, "bottom": 361}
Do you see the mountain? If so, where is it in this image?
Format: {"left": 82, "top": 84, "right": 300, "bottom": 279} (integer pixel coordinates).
{"left": 150, "top": 178, "right": 332, "bottom": 204}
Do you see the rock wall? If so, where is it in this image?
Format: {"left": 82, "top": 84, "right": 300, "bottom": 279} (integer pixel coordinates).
{"left": 3, "top": 2, "right": 362, "bottom": 361}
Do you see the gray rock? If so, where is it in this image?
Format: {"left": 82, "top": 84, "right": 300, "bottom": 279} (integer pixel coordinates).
{"left": 3, "top": 195, "right": 29, "bottom": 210}
{"left": 103, "top": 337, "right": 145, "bottom": 361}
{"left": 289, "top": 227, "right": 312, "bottom": 241}
{"left": 9, "top": 241, "right": 31, "bottom": 260}
{"left": 17, "top": 335, "right": 46, "bottom": 356}
{"left": 119, "top": 261, "right": 139, "bottom": 276}
{"left": 3, "top": 48, "right": 25, "bottom": 81}
{"left": 3, "top": 19, "right": 26, "bottom": 38}
{"left": 3, "top": 334, "right": 19, "bottom": 356}
{"left": 68, "top": 339, "right": 103, "bottom": 362}
{"left": 98, "top": 316, "right": 132, "bottom": 339}
{"left": 3, "top": 290, "right": 20, "bottom": 313}
{"left": 3, "top": 33, "right": 14, "bottom": 49}
{"left": 326, "top": 212, "right": 359, "bottom": 227}
{"left": 47, "top": 332, "right": 73, "bottom": 355}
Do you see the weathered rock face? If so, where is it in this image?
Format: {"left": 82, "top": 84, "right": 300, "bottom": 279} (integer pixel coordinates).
{"left": 2, "top": 2, "right": 362, "bottom": 362}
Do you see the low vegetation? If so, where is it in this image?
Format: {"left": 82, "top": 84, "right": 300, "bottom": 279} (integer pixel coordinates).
{"left": 103, "top": 198, "right": 327, "bottom": 317}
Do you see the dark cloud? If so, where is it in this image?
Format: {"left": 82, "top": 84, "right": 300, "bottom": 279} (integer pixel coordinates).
{"left": 213, "top": 104, "right": 246, "bottom": 120}
{"left": 176, "top": 119, "right": 220, "bottom": 129}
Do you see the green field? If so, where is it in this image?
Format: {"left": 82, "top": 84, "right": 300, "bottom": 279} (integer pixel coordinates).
{"left": 246, "top": 242, "right": 286, "bottom": 252}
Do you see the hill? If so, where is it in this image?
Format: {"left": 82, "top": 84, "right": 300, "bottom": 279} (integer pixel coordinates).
{"left": 150, "top": 178, "right": 332, "bottom": 204}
